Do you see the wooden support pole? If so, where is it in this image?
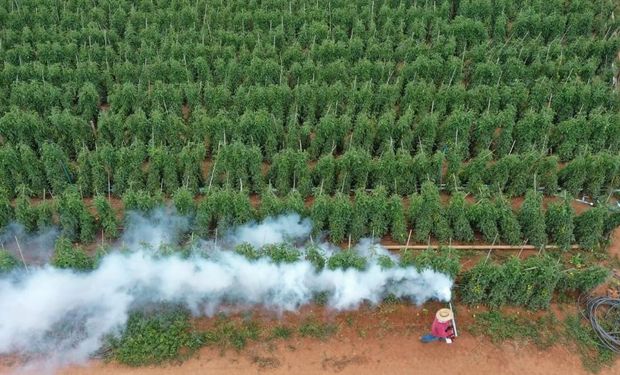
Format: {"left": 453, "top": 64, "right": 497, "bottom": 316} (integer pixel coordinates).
{"left": 14, "top": 236, "right": 29, "bottom": 272}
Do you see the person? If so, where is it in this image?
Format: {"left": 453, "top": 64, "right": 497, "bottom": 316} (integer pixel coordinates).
{"left": 420, "top": 308, "right": 455, "bottom": 344}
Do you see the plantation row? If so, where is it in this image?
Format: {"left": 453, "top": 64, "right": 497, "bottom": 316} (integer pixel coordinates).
{"left": 1, "top": 140, "right": 618, "bottom": 200}
{"left": 2, "top": 105, "right": 619, "bottom": 163}
{"left": 459, "top": 254, "right": 609, "bottom": 310}
{"left": 1, "top": 184, "right": 618, "bottom": 250}
{"left": 1, "top": 0, "right": 618, "bottom": 170}
{"left": 1, "top": 0, "right": 616, "bottom": 99}
{"left": 0, "top": 238, "right": 608, "bottom": 312}
{"left": 2, "top": 2, "right": 615, "bottom": 90}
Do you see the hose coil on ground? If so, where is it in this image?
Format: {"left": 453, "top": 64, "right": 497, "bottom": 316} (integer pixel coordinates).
{"left": 580, "top": 295, "right": 620, "bottom": 353}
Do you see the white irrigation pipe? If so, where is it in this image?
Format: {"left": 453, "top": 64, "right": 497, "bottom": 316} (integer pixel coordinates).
{"left": 382, "top": 244, "right": 580, "bottom": 250}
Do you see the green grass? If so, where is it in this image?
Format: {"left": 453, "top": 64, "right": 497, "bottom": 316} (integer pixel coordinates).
{"left": 469, "top": 310, "right": 618, "bottom": 373}
{"left": 270, "top": 325, "right": 294, "bottom": 340}
{"left": 202, "top": 317, "right": 262, "bottom": 351}
{"left": 108, "top": 305, "right": 202, "bottom": 366}
{"left": 564, "top": 315, "right": 615, "bottom": 373}
{"left": 468, "top": 310, "right": 559, "bottom": 349}
{"left": 298, "top": 319, "right": 338, "bottom": 340}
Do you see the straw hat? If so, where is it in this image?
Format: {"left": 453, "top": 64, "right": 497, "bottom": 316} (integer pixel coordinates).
{"left": 436, "top": 308, "right": 454, "bottom": 323}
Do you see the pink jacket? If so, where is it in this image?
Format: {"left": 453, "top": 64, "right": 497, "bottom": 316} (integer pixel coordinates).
{"left": 431, "top": 318, "right": 454, "bottom": 338}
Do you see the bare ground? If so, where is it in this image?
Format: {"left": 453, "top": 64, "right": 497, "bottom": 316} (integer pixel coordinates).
{"left": 2, "top": 302, "right": 619, "bottom": 375}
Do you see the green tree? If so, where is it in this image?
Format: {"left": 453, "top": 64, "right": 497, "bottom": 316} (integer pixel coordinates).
{"left": 123, "top": 189, "right": 163, "bottom": 213}
{"left": 574, "top": 207, "right": 607, "bottom": 250}
{"left": 15, "top": 188, "right": 37, "bottom": 233}
{"left": 0, "top": 190, "right": 13, "bottom": 230}
{"left": 337, "top": 148, "right": 372, "bottom": 193}
{"left": 494, "top": 196, "right": 522, "bottom": 246}
{"left": 468, "top": 196, "right": 499, "bottom": 243}
{"left": 446, "top": 192, "right": 474, "bottom": 242}
{"left": 94, "top": 195, "right": 119, "bottom": 240}
{"left": 410, "top": 182, "right": 450, "bottom": 243}
{"left": 518, "top": 190, "right": 547, "bottom": 249}
{"left": 52, "top": 237, "right": 94, "bottom": 271}
{"left": 327, "top": 250, "right": 367, "bottom": 271}
{"left": 173, "top": 187, "right": 196, "bottom": 218}
{"left": 460, "top": 152, "right": 491, "bottom": 196}
{"left": 559, "top": 155, "right": 588, "bottom": 197}
{"left": 545, "top": 197, "right": 574, "bottom": 251}
{"left": 58, "top": 188, "right": 95, "bottom": 242}
{"left": 310, "top": 193, "right": 331, "bottom": 236}
{"left": 0, "top": 250, "right": 19, "bottom": 273}
{"left": 114, "top": 143, "right": 146, "bottom": 195}
{"left": 269, "top": 149, "right": 311, "bottom": 197}
{"left": 329, "top": 193, "right": 352, "bottom": 244}
{"left": 388, "top": 195, "right": 408, "bottom": 243}
{"left": 459, "top": 260, "right": 499, "bottom": 305}
{"left": 35, "top": 201, "right": 55, "bottom": 229}
{"left": 76, "top": 148, "right": 93, "bottom": 197}
{"left": 41, "top": 142, "right": 72, "bottom": 195}
{"left": 77, "top": 82, "right": 99, "bottom": 120}
{"left": 91, "top": 144, "right": 116, "bottom": 196}
{"left": 196, "top": 189, "right": 254, "bottom": 233}
{"left": 178, "top": 143, "right": 206, "bottom": 194}
{"left": 313, "top": 154, "right": 337, "bottom": 195}
{"left": 18, "top": 143, "right": 46, "bottom": 196}
{"left": 0, "top": 144, "right": 24, "bottom": 198}
{"left": 214, "top": 141, "right": 263, "bottom": 193}
{"left": 368, "top": 186, "right": 391, "bottom": 239}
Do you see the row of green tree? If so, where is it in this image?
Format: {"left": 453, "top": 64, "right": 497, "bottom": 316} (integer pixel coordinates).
{"left": 2, "top": 105, "right": 617, "bottom": 165}
{"left": 459, "top": 254, "right": 609, "bottom": 310}
{"left": 0, "top": 236, "right": 607, "bottom": 312}
{"left": 2, "top": 184, "right": 618, "bottom": 250}
{"left": 1, "top": 0, "right": 613, "bottom": 89}
{"left": 3, "top": 76, "right": 617, "bottom": 142}
{"left": 1, "top": 140, "right": 617, "bottom": 200}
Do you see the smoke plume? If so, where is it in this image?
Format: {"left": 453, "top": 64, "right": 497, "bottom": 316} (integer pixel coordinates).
{"left": 0, "top": 209, "right": 453, "bottom": 370}
{"left": 0, "top": 223, "right": 59, "bottom": 265}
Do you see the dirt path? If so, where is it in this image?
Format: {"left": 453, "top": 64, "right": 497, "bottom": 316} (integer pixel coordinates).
{"left": 49, "top": 330, "right": 616, "bottom": 375}
{"left": 3, "top": 303, "right": 619, "bottom": 375}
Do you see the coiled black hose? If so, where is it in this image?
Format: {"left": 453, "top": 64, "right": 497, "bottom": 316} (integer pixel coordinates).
{"left": 580, "top": 295, "right": 620, "bottom": 353}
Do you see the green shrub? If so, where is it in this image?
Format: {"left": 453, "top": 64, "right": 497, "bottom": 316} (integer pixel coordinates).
{"left": 234, "top": 242, "right": 261, "bottom": 261}
{"left": 94, "top": 195, "right": 119, "bottom": 239}
{"left": 459, "top": 260, "right": 499, "bottom": 305}
{"left": 406, "top": 247, "right": 460, "bottom": 279}
{"left": 270, "top": 325, "right": 293, "bottom": 340}
{"left": 557, "top": 266, "right": 609, "bottom": 294}
{"left": 298, "top": 319, "right": 337, "bottom": 340}
{"left": 261, "top": 243, "right": 301, "bottom": 264}
{"left": 52, "top": 237, "right": 94, "bottom": 271}
{"left": 173, "top": 187, "right": 196, "bottom": 217}
{"left": 305, "top": 245, "right": 326, "bottom": 271}
{"left": 0, "top": 250, "right": 19, "bottom": 273}
{"left": 327, "top": 250, "right": 367, "bottom": 271}
{"left": 110, "top": 306, "right": 200, "bottom": 366}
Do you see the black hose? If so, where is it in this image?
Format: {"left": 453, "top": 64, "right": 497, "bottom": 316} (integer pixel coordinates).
{"left": 580, "top": 295, "right": 620, "bottom": 353}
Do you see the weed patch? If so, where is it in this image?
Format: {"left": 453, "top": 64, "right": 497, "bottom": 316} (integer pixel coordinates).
{"left": 564, "top": 315, "right": 615, "bottom": 373}
{"left": 298, "top": 319, "right": 338, "bottom": 340}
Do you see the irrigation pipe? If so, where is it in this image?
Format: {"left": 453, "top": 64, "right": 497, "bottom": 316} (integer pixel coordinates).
{"left": 580, "top": 295, "right": 620, "bottom": 353}
{"left": 382, "top": 244, "right": 580, "bottom": 250}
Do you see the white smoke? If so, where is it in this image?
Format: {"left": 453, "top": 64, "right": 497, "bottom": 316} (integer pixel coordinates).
{"left": 224, "top": 213, "right": 312, "bottom": 247}
{"left": 0, "top": 223, "right": 59, "bottom": 265}
{"left": 0, "top": 211, "right": 453, "bottom": 370}
{"left": 121, "top": 208, "right": 190, "bottom": 249}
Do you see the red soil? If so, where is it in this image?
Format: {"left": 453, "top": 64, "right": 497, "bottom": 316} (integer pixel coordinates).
{"left": 3, "top": 303, "right": 618, "bottom": 375}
